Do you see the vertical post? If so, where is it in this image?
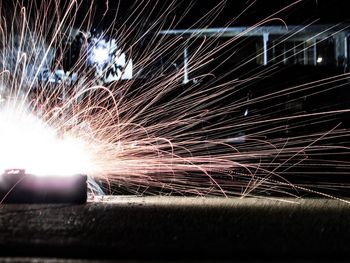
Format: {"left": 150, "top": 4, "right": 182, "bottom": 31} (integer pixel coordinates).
{"left": 263, "top": 32, "right": 269, "bottom": 65}
{"left": 334, "top": 33, "right": 346, "bottom": 67}
{"left": 183, "top": 47, "right": 189, "bottom": 84}
{"left": 293, "top": 41, "right": 297, "bottom": 64}
{"left": 303, "top": 41, "right": 308, "bottom": 65}
{"left": 313, "top": 39, "right": 317, "bottom": 66}
{"left": 344, "top": 35, "right": 348, "bottom": 69}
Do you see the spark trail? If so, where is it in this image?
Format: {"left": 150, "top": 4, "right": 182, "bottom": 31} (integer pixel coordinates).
{"left": 0, "top": 0, "right": 349, "bottom": 199}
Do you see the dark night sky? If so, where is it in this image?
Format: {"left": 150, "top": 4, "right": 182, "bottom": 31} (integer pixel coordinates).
{"left": 179, "top": 0, "right": 350, "bottom": 25}
{"left": 88, "top": 0, "right": 350, "bottom": 31}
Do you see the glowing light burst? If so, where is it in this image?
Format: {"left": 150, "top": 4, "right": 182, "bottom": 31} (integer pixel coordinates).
{"left": 0, "top": 105, "right": 94, "bottom": 176}
{"left": 89, "top": 40, "right": 111, "bottom": 67}
{"left": 0, "top": 0, "right": 349, "bottom": 199}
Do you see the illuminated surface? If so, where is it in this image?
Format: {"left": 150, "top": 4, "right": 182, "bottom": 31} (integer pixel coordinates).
{"left": 0, "top": 172, "right": 87, "bottom": 203}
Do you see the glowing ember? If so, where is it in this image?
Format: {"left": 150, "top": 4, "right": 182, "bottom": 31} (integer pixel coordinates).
{"left": 0, "top": 106, "right": 94, "bottom": 176}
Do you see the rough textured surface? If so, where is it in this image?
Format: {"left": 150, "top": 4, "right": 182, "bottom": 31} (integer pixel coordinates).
{"left": 0, "top": 196, "right": 350, "bottom": 260}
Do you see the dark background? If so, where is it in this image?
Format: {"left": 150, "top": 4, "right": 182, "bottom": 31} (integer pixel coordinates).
{"left": 88, "top": 0, "right": 350, "bottom": 30}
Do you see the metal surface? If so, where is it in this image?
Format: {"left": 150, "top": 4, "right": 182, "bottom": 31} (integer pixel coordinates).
{"left": 0, "top": 173, "right": 87, "bottom": 204}
{"left": 0, "top": 196, "right": 350, "bottom": 260}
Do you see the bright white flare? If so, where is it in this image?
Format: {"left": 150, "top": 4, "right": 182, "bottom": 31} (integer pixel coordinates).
{"left": 90, "top": 44, "right": 110, "bottom": 66}
{"left": 0, "top": 106, "right": 94, "bottom": 176}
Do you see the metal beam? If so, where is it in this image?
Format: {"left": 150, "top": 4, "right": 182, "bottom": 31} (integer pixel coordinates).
{"left": 183, "top": 47, "right": 189, "bottom": 84}
{"left": 160, "top": 25, "right": 350, "bottom": 40}
{"left": 263, "top": 33, "right": 269, "bottom": 65}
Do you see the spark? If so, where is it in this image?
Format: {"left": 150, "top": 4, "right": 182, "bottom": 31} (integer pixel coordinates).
{"left": 0, "top": 0, "right": 349, "bottom": 199}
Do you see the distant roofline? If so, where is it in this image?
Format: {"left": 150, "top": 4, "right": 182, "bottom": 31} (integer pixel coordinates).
{"left": 160, "top": 24, "right": 350, "bottom": 39}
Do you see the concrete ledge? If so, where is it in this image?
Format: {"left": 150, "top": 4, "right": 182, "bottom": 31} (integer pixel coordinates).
{"left": 0, "top": 196, "right": 349, "bottom": 260}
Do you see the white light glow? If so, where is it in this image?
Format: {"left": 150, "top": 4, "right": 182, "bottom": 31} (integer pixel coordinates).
{"left": 91, "top": 45, "right": 110, "bottom": 65}
{"left": 0, "top": 106, "right": 94, "bottom": 176}
{"left": 317, "top": 57, "right": 323, "bottom": 63}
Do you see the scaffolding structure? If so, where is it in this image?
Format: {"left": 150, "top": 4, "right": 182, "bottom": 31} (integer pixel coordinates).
{"left": 161, "top": 25, "right": 350, "bottom": 82}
